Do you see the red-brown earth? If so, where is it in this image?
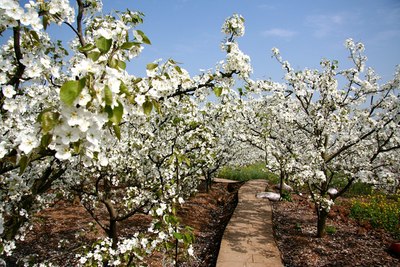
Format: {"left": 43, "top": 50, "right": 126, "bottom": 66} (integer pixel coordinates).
{"left": 6, "top": 182, "right": 240, "bottom": 266}
{"left": 5, "top": 181, "right": 400, "bottom": 266}
{"left": 272, "top": 193, "right": 400, "bottom": 267}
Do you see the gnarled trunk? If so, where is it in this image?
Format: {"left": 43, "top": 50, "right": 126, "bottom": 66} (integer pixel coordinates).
{"left": 316, "top": 207, "right": 329, "bottom": 238}
{"left": 104, "top": 199, "right": 118, "bottom": 248}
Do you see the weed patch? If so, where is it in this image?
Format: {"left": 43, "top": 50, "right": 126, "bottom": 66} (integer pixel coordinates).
{"left": 350, "top": 194, "right": 400, "bottom": 238}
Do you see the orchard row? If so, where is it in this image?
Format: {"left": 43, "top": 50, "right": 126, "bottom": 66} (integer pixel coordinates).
{"left": 1, "top": 1, "right": 399, "bottom": 265}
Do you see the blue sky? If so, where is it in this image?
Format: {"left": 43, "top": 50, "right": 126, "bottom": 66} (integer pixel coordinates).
{"left": 3, "top": 1, "right": 399, "bottom": 83}
{"left": 102, "top": 0, "right": 400, "bottom": 83}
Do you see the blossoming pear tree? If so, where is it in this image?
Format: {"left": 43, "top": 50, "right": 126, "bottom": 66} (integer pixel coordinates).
{"left": 247, "top": 40, "right": 399, "bottom": 237}
{"left": 71, "top": 91, "right": 208, "bottom": 265}
{"left": 194, "top": 93, "right": 245, "bottom": 192}
{"left": 236, "top": 89, "right": 304, "bottom": 196}
{"left": 0, "top": 0, "right": 252, "bottom": 264}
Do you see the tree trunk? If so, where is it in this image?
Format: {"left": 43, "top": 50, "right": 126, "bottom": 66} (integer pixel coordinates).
{"left": 316, "top": 208, "right": 329, "bottom": 238}
{"left": 104, "top": 199, "right": 119, "bottom": 248}
{"left": 279, "top": 171, "right": 284, "bottom": 198}
{"left": 3, "top": 163, "right": 65, "bottom": 241}
{"left": 203, "top": 170, "right": 212, "bottom": 193}
{"left": 109, "top": 219, "right": 118, "bottom": 249}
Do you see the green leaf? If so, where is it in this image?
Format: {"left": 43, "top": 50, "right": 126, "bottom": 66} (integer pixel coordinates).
{"left": 173, "top": 232, "right": 183, "bottom": 240}
{"left": 173, "top": 118, "right": 182, "bottom": 125}
{"left": 152, "top": 99, "right": 162, "bottom": 114}
{"left": 120, "top": 82, "right": 130, "bottom": 96}
{"left": 108, "top": 57, "right": 118, "bottom": 69}
{"left": 105, "top": 105, "right": 113, "bottom": 117}
{"left": 177, "top": 155, "right": 183, "bottom": 164}
{"left": 113, "top": 102, "right": 124, "bottom": 124}
{"left": 60, "top": 78, "right": 86, "bottom": 106}
{"left": 42, "top": 15, "right": 50, "bottom": 31}
{"left": 174, "top": 65, "right": 183, "bottom": 74}
{"left": 113, "top": 124, "right": 121, "bottom": 140}
{"left": 118, "top": 60, "right": 126, "bottom": 70}
{"left": 30, "top": 30, "right": 40, "bottom": 43}
{"left": 168, "top": 215, "right": 179, "bottom": 224}
{"left": 79, "top": 43, "right": 96, "bottom": 52}
{"left": 136, "top": 30, "right": 151, "bottom": 45}
{"left": 213, "top": 87, "right": 223, "bottom": 97}
{"left": 95, "top": 36, "right": 112, "bottom": 54}
{"left": 41, "top": 134, "right": 53, "bottom": 148}
{"left": 104, "top": 85, "right": 113, "bottom": 106}
{"left": 133, "top": 78, "right": 143, "bottom": 84}
{"left": 110, "top": 102, "right": 124, "bottom": 124}
{"left": 105, "top": 101, "right": 124, "bottom": 129}
{"left": 19, "top": 155, "right": 29, "bottom": 176}
{"left": 168, "top": 59, "right": 177, "bottom": 64}
{"left": 184, "top": 232, "right": 194, "bottom": 243}
{"left": 146, "top": 63, "right": 158, "bottom": 71}
{"left": 87, "top": 51, "right": 101, "bottom": 62}
{"left": 184, "top": 157, "right": 191, "bottom": 166}
{"left": 38, "top": 110, "right": 59, "bottom": 133}
{"left": 72, "top": 141, "right": 81, "bottom": 154}
{"left": 142, "top": 100, "right": 153, "bottom": 115}
{"left": 121, "top": 41, "right": 138, "bottom": 50}
{"left": 108, "top": 57, "right": 127, "bottom": 71}
{"left": 332, "top": 60, "right": 339, "bottom": 70}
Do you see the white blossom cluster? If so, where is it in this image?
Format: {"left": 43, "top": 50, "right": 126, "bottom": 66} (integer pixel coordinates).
{"left": 223, "top": 42, "right": 252, "bottom": 79}
{"left": 313, "top": 194, "right": 335, "bottom": 212}
{"left": 221, "top": 13, "right": 245, "bottom": 38}
{"left": 0, "top": 1, "right": 256, "bottom": 264}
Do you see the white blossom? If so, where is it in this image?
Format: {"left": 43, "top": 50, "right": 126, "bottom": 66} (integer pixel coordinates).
{"left": 135, "top": 94, "right": 146, "bottom": 106}
{"left": 2, "top": 85, "right": 16, "bottom": 98}
{"left": 18, "top": 135, "right": 39, "bottom": 154}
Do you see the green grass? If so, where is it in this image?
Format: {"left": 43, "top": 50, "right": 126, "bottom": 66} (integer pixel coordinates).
{"left": 325, "top": 225, "right": 337, "bottom": 235}
{"left": 327, "top": 171, "right": 374, "bottom": 197}
{"left": 350, "top": 194, "right": 400, "bottom": 238}
{"left": 330, "top": 177, "right": 374, "bottom": 197}
{"left": 219, "top": 165, "right": 375, "bottom": 197}
{"left": 217, "top": 162, "right": 279, "bottom": 183}
{"left": 344, "top": 182, "right": 374, "bottom": 196}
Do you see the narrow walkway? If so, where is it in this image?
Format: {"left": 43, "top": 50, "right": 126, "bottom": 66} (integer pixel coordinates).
{"left": 216, "top": 179, "right": 283, "bottom": 267}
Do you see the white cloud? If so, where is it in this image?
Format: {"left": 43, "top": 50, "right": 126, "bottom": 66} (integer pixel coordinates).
{"left": 257, "top": 4, "right": 276, "bottom": 10}
{"left": 262, "top": 28, "right": 297, "bottom": 38}
{"left": 306, "top": 14, "right": 345, "bottom": 38}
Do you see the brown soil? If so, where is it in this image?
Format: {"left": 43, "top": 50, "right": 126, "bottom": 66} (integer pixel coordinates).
{"left": 5, "top": 181, "right": 400, "bottom": 267}
{"left": 6, "top": 181, "right": 241, "bottom": 266}
{"left": 271, "top": 194, "right": 400, "bottom": 267}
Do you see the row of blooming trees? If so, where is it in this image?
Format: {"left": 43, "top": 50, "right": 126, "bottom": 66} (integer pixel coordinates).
{"left": 1, "top": 0, "right": 399, "bottom": 265}
{"left": 239, "top": 41, "right": 400, "bottom": 237}
{"left": 0, "top": 1, "right": 252, "bottom": 265}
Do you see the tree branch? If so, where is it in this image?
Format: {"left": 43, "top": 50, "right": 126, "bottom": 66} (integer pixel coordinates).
{"left": 6, "top": 23, "right": 26, "bottom": 89}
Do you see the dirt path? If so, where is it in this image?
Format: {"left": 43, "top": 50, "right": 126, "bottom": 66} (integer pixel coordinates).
{"left": 216, "top": 179, "right": 283, "bottom": 267}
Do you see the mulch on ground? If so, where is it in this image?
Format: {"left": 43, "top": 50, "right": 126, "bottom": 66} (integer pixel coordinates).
{"left": 7, "top": 181, "right": 241, "bottom": 266}
{"left": 271, "top": 194, "right": 400, "bottom": 267}
{"left": 6, "top": 180, "right": 399, "bottom": 267}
